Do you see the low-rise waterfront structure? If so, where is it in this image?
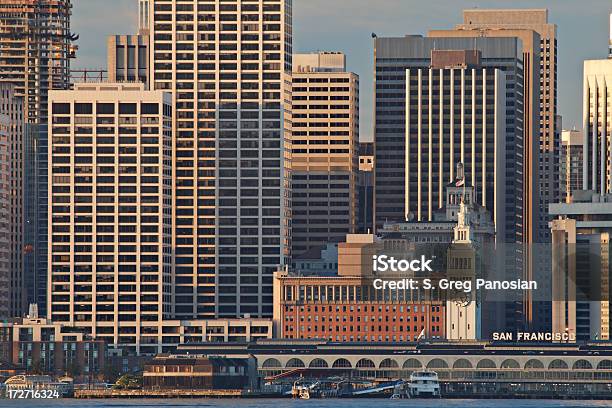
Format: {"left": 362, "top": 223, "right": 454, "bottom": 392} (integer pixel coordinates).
{"left": 143, "top": 355, "right": 257, "bottom": 390}
{"left": 177, "top": 340, "right": 612, "bottom": 398}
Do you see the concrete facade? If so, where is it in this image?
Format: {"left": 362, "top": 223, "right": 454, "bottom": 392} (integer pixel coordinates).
{"left": 149, "top": 0, "right": 292, "bottom": 319}
{"left": 373, "top": 36, "right": 523, "bottom": 248}
{"left": 107, "top": 35, "right": 149, "bottom": 87}
{"left": 583, "top": 59, "right": 612, "bottom": 195}
{"left": 550, "top": 191, "right": 612, "bottom": 342}
{"left": 291, "top": 52, "right": 359, "bottom": 257}
{"left": 454, "top": 9, "right": 558, "bottom": 243}
{"left": 561, "top": 129, "right": 584, "bottom": 202}
{"left": 0, "top": 85, "right": 25, "bottom": 319}
{"left": 48, "top": 83, "right": 173, "bottom": 354}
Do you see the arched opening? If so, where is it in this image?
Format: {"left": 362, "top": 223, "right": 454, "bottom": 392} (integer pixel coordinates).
{"left": 597, "top": 360, "right": 612, "bottom": 370}
{"left": 402, "top": 358, "right": 422, "bottom": 369}
{"left": 548, "top": 359, "right": 568, "bottom": 370}
{"left": 524, "top": 359, "right": 544, "bottom": 369}
{"left": 262, "top": 358, "right": 281, "bottom": 368}
{"left": 453, "top": 359, "right": 473, "bottom": 369}
{"left": 476, "top": 359, "right": 496, "bottom": 369}
{"left": 573, "top": 360, "right": 593, "bottom": 370}
{"left": 308, "top": 358, "right": 329, "bottom": 368}
{"left": 356, "top": 358, "right": 375, "bottom": 368}
{"left": 286, "top": 358, "right": 305, "bottom": 368}
{"left": 332, "top": 358, "right": 352, "bottom": 368}
{"left": 379, "top": 358, "right": 399, "bottom": 369}
{"left": 426, "top": 359, "right": 449, "bottom": 369}
{"left": 500, "top": 359, "right": 520, "bottom": 369}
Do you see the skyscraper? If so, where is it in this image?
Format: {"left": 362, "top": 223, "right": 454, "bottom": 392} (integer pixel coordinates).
{"left": 0, "top": 84, "right": 26, "bottom": 319}
{"left": 428, "top": 26, "right": 541, "bottom": 247}
{"left": 291, "top": 52, "right": 359, "bottom": 257}
{"left": 373, "top": 35, "right": 523, "bottom": 245}
{"left": 402, "top": 50, "right": 507, "bottom": 236}
{"left": 0, "top": 0, "right": 73, "bottom": 316}
{"left": 48, "top": 83, "right": 173, "bottom": 352}
{"left": 550, "top": 192, "right": 612, "bottom": 342}
{"left": 149, "top": 0, "right": 292, "bottom": 318}
{"left": 453, "top": 9, "right": 558, "bottom": 243}
{"left": 560, "top": 129, "right": 583, "bottom": 202}
{"left": 583, "top": 58, "right": 612, "bottom": 194}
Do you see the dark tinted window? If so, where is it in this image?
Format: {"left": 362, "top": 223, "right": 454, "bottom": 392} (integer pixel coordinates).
{"left": 52, "top": 103, "right": 70, "bottom": 114}
{"left": 97, "top": 103, "right": 115, "bottom": 114}
{"left": 75, "top": 103, "right": 93, "bottom": 114}
{"left": 119, "top": 103, "right": 137, "bottom": 114}
{"left": 141, "top": 103, "right": 159, "bottom": 115}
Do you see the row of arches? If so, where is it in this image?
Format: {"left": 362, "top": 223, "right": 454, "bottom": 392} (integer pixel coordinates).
{"left": 262, "top": 357, "right": 612, "bottom": 371}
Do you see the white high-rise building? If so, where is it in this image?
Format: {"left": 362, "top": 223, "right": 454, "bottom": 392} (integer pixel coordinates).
{"left": 149, "top": 0, "right": 292, "bottom": 318}
{"left": 583, "top": 58, "right": 612, "bottom": 194}
{"left": 48, "top": 83, "right": 173, "bottom": 353}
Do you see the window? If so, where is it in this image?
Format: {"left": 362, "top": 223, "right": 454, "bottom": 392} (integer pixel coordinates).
{"left": 75, "top": 103, "right": 93, "bottom": 115}
{"left": 141, "top": 103, "right": 159, "bottom": 115}
{"left": 97, "top": 103, "right": 115, "bottom": 114}
{"left": 52, "top": 103, "right": 70, "bottom": 114}
{"left": 119, "top": 103, "right": 137, "bottom": 114}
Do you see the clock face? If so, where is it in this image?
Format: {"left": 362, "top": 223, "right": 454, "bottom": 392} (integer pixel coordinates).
{"left": 454, "top": 290, "right": 473, "bottom": 307}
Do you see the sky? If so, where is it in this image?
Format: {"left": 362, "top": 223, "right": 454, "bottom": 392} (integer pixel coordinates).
{"left": 73, "top": 0, "right": 612, "bottom": 141}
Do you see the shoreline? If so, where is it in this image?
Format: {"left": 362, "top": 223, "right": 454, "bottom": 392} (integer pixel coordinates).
{"left": 73, "top": 390, "right": 612, "bottom": 400}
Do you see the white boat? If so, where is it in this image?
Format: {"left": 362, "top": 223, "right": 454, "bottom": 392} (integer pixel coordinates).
{"left": 407, "top": 371, "right": 441, "bottom": 398}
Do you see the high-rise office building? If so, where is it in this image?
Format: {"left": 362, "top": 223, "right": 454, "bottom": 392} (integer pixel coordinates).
{"left": 550, "top": 191, "right": 612, "bottom": 342}
{"left": 583, "top": 58, "right": 612, "bottom": 194}
{"left": 291, "top": 52, "right": 359, "bottom": 257}
{"left": 0, "top": 108, "right": 10, "bottom": 319}
{"left": 560, "top": 129, "right": 583, "bottom": 202}
{"left": 428, "top": 26, "right": 540, "bottom": 247}
{"left": 401, "top": 50, "right": 507, "bottom": 237}
{"left": 48, "top": 83, "right": 173, "bottom": 352}
{"left": 149, "top": 0, "right": 292, "bottom": 319}
{"left": 451, "top": 9, "right": 558, "bottom": 243}
{"left": 0, "top": 85, "right": 26, "bottom": 319}
{"left": 373, "top": 36, "right": 523, "bottom": 245}
{"left": 0, "top": 0, "right": 73, "bottom": 316}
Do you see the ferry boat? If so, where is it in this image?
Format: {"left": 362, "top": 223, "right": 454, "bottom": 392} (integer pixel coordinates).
{"left": 407, "top": 371, "right": 441, "bottom": 398}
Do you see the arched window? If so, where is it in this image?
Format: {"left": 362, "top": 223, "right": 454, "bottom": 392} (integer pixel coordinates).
{"left": 356, "top": 358, "right": 375, "bottom": 368}
{"left": 548, "top": 359, "right": 568, "bottom": 370}
{"left": 476, "top": 359, "right": 496, "bottom": 369}
{"left": 379, "top": 358, "right": 399, "bottom": 369}
{"left": 426, "top": 359, "right": 449, "bottom": 369}
{"left": 402, "top": 358, "right": 422, "bottom": 369}
{"left": 262, "top": 358, "right": 281, "bottom": 368}
{"left": 286, "top": 358, "right": 305, "bottom": 368}
{"left": 308, "top": 358, "right": 328, "bottom": 368}
{"left": 524, "top": 359, "right": 544, "bottom": 369}
{"left": 597, "top": 360, "right": 612, "bottom": 370}
{"left": 500, "top": 359, "right": 520, "bottom": 369}
{"left": 572, "top": 360, "right": 593, "bottom": 370}
{"left": 332, "top": 358, "right": 352, "bottom": 368}
{"left": 453, "top": 359, "right": 473, "bottom": 369}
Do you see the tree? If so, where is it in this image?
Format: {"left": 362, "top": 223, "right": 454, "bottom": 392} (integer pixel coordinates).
{"left": 102, "top": 361, "right": 121, "bottom": 384}
{"left": 113, "top": 374, "right": 143, "bottom": 390}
